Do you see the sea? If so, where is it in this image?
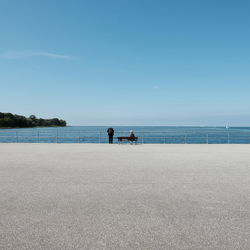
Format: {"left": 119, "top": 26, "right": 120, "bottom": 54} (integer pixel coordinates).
{"left": 1, "top": 126, "right": 250, "bottom": 144}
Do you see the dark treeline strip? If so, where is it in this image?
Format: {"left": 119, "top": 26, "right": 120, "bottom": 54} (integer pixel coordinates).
{"left": 0, "top": 112, "right": 66, "bottom": 128}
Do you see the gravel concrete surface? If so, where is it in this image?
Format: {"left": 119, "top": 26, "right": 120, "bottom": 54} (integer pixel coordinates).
{"left": 0, "top": 143, "right": 250, "bottom": 250}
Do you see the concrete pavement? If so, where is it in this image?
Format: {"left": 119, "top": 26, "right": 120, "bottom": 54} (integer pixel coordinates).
{"left": 0, "top": 143, "right": 250, "bottom": 249}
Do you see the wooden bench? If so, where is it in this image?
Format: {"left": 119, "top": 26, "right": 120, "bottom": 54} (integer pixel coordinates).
{"left": 118, "top": 136, "right": 138, "bottom": 144}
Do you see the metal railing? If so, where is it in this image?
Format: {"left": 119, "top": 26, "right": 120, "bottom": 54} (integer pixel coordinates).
{"left": 1, "top": 130, "right": 250, "bottom": 144}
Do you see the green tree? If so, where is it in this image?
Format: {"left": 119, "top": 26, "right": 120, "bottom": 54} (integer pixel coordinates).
{"left": 0, "top": 112, "right": 66, "bottom": 128}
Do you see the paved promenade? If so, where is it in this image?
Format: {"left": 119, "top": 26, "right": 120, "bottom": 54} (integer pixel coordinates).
{"left": 0, "top": 144, "right": 250, "bottom": 250}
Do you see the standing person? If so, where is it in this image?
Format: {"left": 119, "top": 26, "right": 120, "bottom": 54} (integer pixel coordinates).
{"left": 107, "top": 127, "right": 114, "bottom": 144}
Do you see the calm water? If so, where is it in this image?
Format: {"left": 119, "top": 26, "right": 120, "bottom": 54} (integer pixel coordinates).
{"left": 1, "top": 126, "right": 250, "bottom": 144}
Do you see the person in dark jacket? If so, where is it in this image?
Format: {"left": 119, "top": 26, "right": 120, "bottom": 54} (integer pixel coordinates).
{"left": 107, "top": 127, "right": 115, "bottom": 144}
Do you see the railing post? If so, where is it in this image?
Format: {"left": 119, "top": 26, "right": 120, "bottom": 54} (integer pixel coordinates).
{"left": 16, "top": 131, "right": 18, "bottom": 143}
{"left": 142, "top": 133, "right": 144, "bottom": 144}
{"left": 99, "top": 132, "right": 101, "bottom": 143}
{"left": 37, "top": 131, "right": 39, "bottom": 143}
{"left": 228, "top": 133, "right": 230, "bottom": 144}
{"left": 206, "top": 134, "right": 209, "bottom": 144}
{"left": 185, "top": 134, "right": 187, "bottom": 144}
{"left": 56, "top": 130, "right": 58, "bottom": 143}
{"left": 164, "top": 137, "right": 166, "bottom": 144}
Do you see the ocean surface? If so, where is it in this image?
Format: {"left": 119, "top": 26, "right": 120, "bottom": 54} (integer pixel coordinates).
{"left": 1, "top": 126, "right": 250, "bottom": 144}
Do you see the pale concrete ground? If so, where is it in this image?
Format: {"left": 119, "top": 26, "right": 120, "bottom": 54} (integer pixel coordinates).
{"left": 0, "top": 144, "right": 250, "bottom": 250}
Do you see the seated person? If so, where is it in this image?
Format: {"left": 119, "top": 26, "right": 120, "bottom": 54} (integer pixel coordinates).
{"left": 129, "top": 130, "right": 135, "bottom": 138}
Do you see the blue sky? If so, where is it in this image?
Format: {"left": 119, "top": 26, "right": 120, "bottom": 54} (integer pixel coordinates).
{"left": 0, "top": 0, "right": 249, "bottom": 126}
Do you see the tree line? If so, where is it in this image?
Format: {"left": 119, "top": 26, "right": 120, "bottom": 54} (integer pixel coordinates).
{"left": 0, "top": 112, "right": 67, "bottom": 128}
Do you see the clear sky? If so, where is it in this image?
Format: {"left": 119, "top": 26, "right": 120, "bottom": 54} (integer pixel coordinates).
{"left": 0, "top": 0, "right": 249, "bottom": 126}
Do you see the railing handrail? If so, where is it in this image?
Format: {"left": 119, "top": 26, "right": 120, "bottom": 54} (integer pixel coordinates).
{"left": 1, "top": 132, "right": 250, "bottom": 144}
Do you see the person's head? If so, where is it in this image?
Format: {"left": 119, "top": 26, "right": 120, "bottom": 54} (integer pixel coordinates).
{"left": 130, "top": 130, "right": 133, "bottom": 133}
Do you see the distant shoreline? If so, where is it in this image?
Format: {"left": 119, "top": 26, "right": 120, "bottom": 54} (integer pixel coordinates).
{"left": 0, "top": 112, "right": 67, "bottom": 128}
{"left": 0, "top": 126, "right": 71, "bottom": 129}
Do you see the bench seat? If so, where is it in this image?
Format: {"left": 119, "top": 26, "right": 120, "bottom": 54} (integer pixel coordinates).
{"left": 118, "top": 136, "right": 138, "bottom": 143}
